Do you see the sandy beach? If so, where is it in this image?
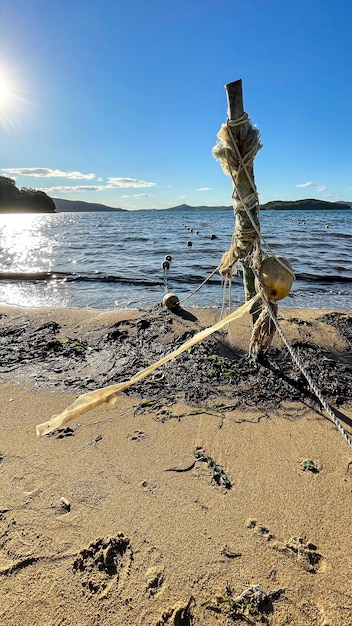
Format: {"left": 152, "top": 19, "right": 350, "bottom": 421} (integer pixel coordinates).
{"left": 0, "top": 302, "right": 351, "bottom": 625}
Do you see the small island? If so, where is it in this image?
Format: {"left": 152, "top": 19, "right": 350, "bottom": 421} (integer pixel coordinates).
{"left": 0, "top": 176, "right": 56, "bottom": 213}
{"left": 260, "top": 198, "right": 351, "bottom": 211}
{"left": 155, "top": 199, "right": 352, "bottom": 212}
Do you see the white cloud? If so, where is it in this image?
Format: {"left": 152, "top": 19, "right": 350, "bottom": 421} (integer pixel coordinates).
{"left": 97, "top": 177, "right": 103, "bottom": 182}
{"left": 316, "top": 186, "right": 327, "bottom": 192}
{"left": 198, "top": 187, "right": 212, "bottom": 192}
{"left": 107, "top": 177, "right": 156, "bottom": 188}
{"left": 133, "top": 193, "right": 155, "bottom": 198}
{"left": 179, "top": 195, "right": 187, "bottom": 200}
{"left": 2, "top": 167, "right": 96, "bottom": 180}
{"left": 295, "top": 181, "right": 316, "bottom": 188}
{"left": 37, "top": 185, "right": 106, "bottom": 192}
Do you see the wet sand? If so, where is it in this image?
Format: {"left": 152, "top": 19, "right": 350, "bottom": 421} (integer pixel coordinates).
{"left": 0, "top": 303, "right": 351, "bottom": 625}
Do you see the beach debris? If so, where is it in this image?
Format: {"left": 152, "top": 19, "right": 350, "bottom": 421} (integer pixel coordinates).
{"left": 162, "top": 292, "right": 180, "bottom": 311}
{"left": 299, "top": 458, "right": 320, "bottom": 473}
{"left": 207, "top": 354, "right": 237, "bottom": 378}
{"left": 194, "top": 446, "right": 232, "bottom": 489}
{"left": 165, "top": 447, "right": 232, "bottom": 490}
{"left": 134, "top": 397, "right": 168, "bottom": 415}
{"left": 165, "top": 460, "right": 198, "bottom": 473}
{"left": 287, "top": 316, "right": 312, "bottom": 326}
{"left": 36, "top": 295, "right": 259, "bottom": 436}
{"left": 202, "top": 582, "right": 284, "bottom": 622}
{"left": 221, "top": 546, "right": 242, "bottom": 559}
{"left": 60, "top": 497, "right": 71, "bottom": 513}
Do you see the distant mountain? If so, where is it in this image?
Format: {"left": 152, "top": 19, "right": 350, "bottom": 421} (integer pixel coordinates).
{"left": 53, "top": 198, "right": 124, "bottom": 212}
{"left": 162, "top": 199, "right": 351, "bottom": 211}
{"left": 165, "top": 203, "right": 232, "bottom": 211}
{"left": 260, "top": 199, "right": 351, "bottom": 211}
{"left": 52, "top": 197, "right": 352, "bottom": 213}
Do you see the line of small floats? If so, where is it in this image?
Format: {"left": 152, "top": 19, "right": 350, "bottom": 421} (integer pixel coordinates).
{"left": 161, "top": 222, "right": 295, "bottom": 313}
{"left": 161, "top": 221, "right": 219, "bottom": 311}
{"left": 180, "top": 222, "right": 218, "bottom": 247}
{"left": 161, "top": 220, "right": 219, "bottom": 274}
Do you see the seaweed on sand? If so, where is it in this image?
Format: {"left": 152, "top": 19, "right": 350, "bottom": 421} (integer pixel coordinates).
{"left": 0, "top": 308, "right": 351, "bottom": 417}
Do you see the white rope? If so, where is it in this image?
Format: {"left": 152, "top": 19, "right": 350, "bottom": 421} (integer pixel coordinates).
{"left": 224, "top": 143, "right": 295, "bottom": 279}
{"left": 225, "top": 116, "right": 351, "bottom": 448}
{"left": 179, "top": 265, "right": 221, "bottom": 304}
{"left": 255, "top": 278, "right": 352, "bottom": 448}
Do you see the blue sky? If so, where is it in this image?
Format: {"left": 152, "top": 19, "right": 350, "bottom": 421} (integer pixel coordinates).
{"left": 0, "top": 0, "right": 351, "bottom": 210}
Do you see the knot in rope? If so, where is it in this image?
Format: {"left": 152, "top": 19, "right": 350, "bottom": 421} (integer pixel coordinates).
{"left": 212, "top": 118, "right": 262, "bottom": 178}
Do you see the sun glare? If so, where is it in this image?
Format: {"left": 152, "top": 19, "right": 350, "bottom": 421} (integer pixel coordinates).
{"left": 0, "top": 66, "right": 32, "bottom": 131}
{"left": 0, "top": 76, "right": 10, "bottom": 105}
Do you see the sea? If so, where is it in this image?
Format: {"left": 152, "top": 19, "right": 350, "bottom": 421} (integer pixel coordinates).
{"left": 0, "top": 208, "right": 351, "bottom": 311}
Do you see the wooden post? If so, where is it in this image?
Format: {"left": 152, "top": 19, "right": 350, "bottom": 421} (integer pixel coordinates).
{"left": 225, "top": 80, "right": 261, "bottom": 314}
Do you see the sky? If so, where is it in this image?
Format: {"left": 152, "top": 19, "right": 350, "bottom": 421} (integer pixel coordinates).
{"left": 0, "top": 0, "right": 351, "bottom": 210}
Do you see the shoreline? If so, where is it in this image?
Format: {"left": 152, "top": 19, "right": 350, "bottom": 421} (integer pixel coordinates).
{"left": 1, "top": 303, "right": 351, "bottom": 625}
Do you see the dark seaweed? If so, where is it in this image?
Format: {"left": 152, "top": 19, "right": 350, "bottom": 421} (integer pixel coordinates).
{"left": 0, "top": 308, "right": 351, "bottom": 414}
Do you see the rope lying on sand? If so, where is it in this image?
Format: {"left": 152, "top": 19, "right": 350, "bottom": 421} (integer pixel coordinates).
{"left": 36, "top": 295, "right": 260, "bottom": 437}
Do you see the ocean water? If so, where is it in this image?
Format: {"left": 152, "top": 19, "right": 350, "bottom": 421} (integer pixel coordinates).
{"left": 0, "top": 208, "right": 351, "bottom": 310}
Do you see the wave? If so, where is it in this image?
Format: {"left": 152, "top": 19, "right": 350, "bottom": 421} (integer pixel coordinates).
{"left": 0, "top": 270, "right": 226, "bottom": 287}
{"left": 295, "top": 272, "right": 352, "bottom": 283}
{"left": 1, "top": 271, "right": 351, "bottom": 291}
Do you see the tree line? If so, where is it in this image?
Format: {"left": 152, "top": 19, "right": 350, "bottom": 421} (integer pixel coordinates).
{"left": 0, "top": 176, "right": 56, "bottom": 213}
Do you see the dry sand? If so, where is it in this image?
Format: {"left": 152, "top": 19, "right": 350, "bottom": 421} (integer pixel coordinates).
{"left": 0, "top": 303, "right": 351, "bottom": 625}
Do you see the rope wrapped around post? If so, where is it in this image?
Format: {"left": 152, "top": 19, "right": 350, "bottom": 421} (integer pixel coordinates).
{"left": 212, "top": 80, "right": 263, "bottom": 313}
{"left": 213, "top": 79, "right": 292, "bottom": 353}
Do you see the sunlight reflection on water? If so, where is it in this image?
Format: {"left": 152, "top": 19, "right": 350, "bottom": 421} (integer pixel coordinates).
{"left": 0, "top": 213, "right": 55, "bottom": 272}
{"left": 0, "top": 210, "right": 350, "bottom": 310}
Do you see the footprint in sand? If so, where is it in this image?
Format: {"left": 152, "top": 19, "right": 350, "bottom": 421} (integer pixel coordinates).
{"left": 72, "top": 533, "right": 133, "bottom": 597}
{"left": 154, "top": 597, "right": 195, "bottom": 626}
{"left": 49, "top": 427, "right": 75, "bottom": 439}
{"left": 144, "top": 566, "right": 165, "bottom": 598}
{"left": 128, "top": 430, "right": 148, "bottom": 441}
{"left": 247, "top": 519, "right": 325, "bottom": 573}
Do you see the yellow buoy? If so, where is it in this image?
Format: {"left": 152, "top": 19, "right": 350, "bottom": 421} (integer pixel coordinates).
{"left": 258, "top": 257, "right": 295, "bottom": 301}
{"left": 162, "top": 292, "right": 180, "bottom": 311}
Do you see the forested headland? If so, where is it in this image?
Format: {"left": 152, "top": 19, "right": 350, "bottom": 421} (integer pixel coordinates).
{"left": 0, "top": 176, "right": 56, "bottom": 213}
